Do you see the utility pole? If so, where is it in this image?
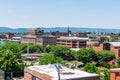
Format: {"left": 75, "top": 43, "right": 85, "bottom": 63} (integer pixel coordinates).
{"left": 54, "top": 64, "right": 61, "bottom": 80}
{"left": 58, "top": 67, "right": 60, "bottom": 80}
{"left": 27, "top": 39, "right": 29, "bottom": 54}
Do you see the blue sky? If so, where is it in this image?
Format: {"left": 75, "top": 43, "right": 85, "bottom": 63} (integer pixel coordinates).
{"left": 0, "top": 0, "right": 120, "bottom": 29}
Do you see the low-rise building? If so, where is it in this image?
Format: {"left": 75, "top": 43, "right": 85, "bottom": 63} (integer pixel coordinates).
{"left": 24, "top": 64, "right": 98, "bottom": 80}
{"left": 21, "top": 35, "right": 56, "bottom": 46}
{"left": 110, "top": 68, "right": 120, "bottom": 80}
{"left": 76, "top": 32, "right": 90, "bottom": 37}
{"left": 21, "top": 28, "right": 57, "bottom": 46}
{"left": 5, "top": 33, "right": 14, "bottom": 39}
{"left": 45, "top": 27, "right": 72, "bottom": 37}
{"left": 10, "top": 37, "right": 21, "bottom": 42}
{"left": 86, "top": 40, "right": 99, "bottom": 47}
{"left": 28, "top": 28, "right": 44, "bottom": 35}
{"left": 92, "top": 42, "right": 120, "bottom": 59}
{"left": 57, "top": 37, "right": 89, "bottom": 48}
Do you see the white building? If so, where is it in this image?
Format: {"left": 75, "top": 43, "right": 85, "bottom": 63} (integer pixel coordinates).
{"left": 24, "top": 64, "right": 99, "bottom": 80}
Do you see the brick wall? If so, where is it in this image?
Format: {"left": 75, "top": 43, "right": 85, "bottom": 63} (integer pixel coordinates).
{"left": 24, "top": 68, "right": 98, "bottom": 80}
{"left": 24, "top": 68, "right": 52, "bottom": 80}
{"left": 110, "top": 70, "right": 120, "bottom": 80}
{"left": 93, "top": 44, "right": 104, "bottom": 51}
{"left": 92, "top": 43, "right": 120, "bottom": 59}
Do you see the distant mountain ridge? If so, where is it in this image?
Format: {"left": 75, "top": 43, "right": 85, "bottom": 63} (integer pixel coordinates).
{"left": 0, "top": 27, "right": 30, "bottom": 33}
{"left": 0, "top": 27, "right": 120, "bottom": 33}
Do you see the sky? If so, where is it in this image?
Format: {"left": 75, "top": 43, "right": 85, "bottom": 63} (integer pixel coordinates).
{"left": 0, "top": 0, "right": 120, "bottom": 29}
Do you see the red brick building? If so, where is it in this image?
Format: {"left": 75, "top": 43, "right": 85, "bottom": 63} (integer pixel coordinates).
{"left": 24, "top": 64, "right": 98, "bottom": 80}
{"left": 45, "top": 27, "right": 72, "bottom": 37}
{"left": 0, "top": 35, "right": 6, "bottom": 40}
{"left": 76, "top": 32, "right": 90, "bottom": 37}
{"left": 92, "top": 42, "right": 120, "bottom": 59}
{"left": 5, "top": 33, "right": 14, "bottom": 39}
{"left": 110, "top": 68, "right": 120, "bottom": 80}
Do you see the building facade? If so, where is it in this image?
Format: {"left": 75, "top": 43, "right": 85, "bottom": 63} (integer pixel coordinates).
{"left": 86, "top": 40, "right": 99, "bottom": 48}
{"left": 28, "top": 28, "right": 44, "bottom": 35}
{"left": 76, "top": 32, "right": 90, "bottom": 37}
{"left": 57, "top": 37, "right": 88, "bottom": 48}
{"left": 5, "top": 33, "right": 14, "bottom": 39}
{"left": 21, "top": 35, "right": 56, "bottom": 46}
{"left": 21, "top": 28, "right": 56, "bottom": 46}
{"left": 110, "top": 68, "right": 120, "bottom": 80}
{"left": 91, "top": 42, "right": 120, "bottom": 59}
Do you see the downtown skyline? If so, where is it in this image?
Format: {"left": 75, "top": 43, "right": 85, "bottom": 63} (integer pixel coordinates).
{"left": 0, "top": 0, "right": 120, "bottom": 29}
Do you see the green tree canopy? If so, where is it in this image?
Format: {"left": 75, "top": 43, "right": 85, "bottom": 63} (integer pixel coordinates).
{"left": 89, "top": 36, "right": 97, "bottom": 39}
{"left": 96, "top": 50, "right": 115, "bottom": 68}
{"left": 97, "top": 50, "right": 115, "bottom": 62}
{"left": 110, "top": 37, "right": 119, "bottom": 41}
{"left": 39, "top": 53, "right": 65, "bottom": 65}
{"left": 84, "top": 63, "right": 98, "bottom": 74}
{"left": 52, "top": 46, "right": 73, "bottom": 60}
{"left": 44, "top": 45, "right": 55, "bottom": 53}
{"left": 0, "top": 49, "right": 18, "bottom": 71}
{"left": 117, "top": 57, "right": 120, "bottom": 67}
{"left": 19, "top": 43, "right": 43, "bottom": 53}
{"left": 75, "top": 48, "right": 97, "bottom": 64}
{"left": 0, "top": 42, "right": 21, "bottom": 58}
{"left": 103, "top": 69, "right": 110, "bottom": 80}
{"left": 44, "top": 45, "right": 74, "bottom": 60}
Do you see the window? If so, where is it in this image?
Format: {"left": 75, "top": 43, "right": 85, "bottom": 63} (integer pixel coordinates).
{"left": 32, "top": 75, "right": 36, "bottom": 80}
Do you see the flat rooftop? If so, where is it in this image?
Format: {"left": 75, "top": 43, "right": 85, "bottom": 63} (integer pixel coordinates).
{"left": 28, "top": 64, "right": 98, "bottom": 80}
{"left": 109, "top": 42, "right": 120, "bottom": 47}
{"left": 57, "top": 37, "right": 89, "bottom": 41}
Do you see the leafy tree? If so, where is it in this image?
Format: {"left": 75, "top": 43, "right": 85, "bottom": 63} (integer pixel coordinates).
{"left": 39, "top": 53, "right": 65, "bottom": 65}
{"left": 97, "top": 50, "right": 115, "bottom": 62}
{"left": 19, "top": 43, "right": 27, "bottom": 53}
{"left": 84, "top": 63, "right": 98, "bottom": 74}
{"left": 44, "top": 45, "right": 55, "bottom": 53}
{"left": 101, "top": 37, "right": 109, "bottom": 41}
{"left": 44, "top": 45, "right": 74, "bottom": 60}
{"left": 52, "top": 46, "right": 73, "bottom": 60}
{"left": 103, "top": 69, "right": 110, "bottom": 80}
{"left": 0, "top": 42, "right": 22, "bottom": 58}
{"left": 19, "top": 43, "right": 43, "bottom": 53}
{"left": 96, "top": 50, "right": 115, "bottom": 68}
{"left": 0, "top": 49, "right": 18, "bottom": 71}
{"left": 29, "top": 43, "right": 43, "bottom": 53}
{"left": 117, "top": 57, "right": 120, "bottom": 67}
{"left": 75, "top": 48, "right": 97, "bottom": 64}
{"left": 110, "top": 32, "right": 115, "bottom": 35}
{"left": 110, "top": 37, "right": 119, "bottom": 41}
{"left": 70, "top": 50, "right": 77, "bottom": 60}
{"left": 89, "top": 36, "right": 96, "bottom": 39}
